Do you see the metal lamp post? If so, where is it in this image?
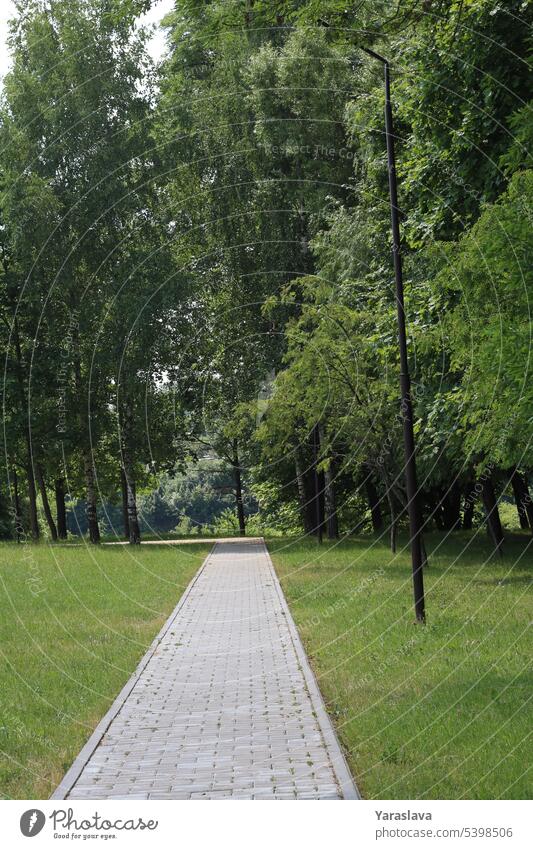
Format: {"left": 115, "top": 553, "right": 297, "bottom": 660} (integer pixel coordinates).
{"left": 317, "top": 21, "right": 427, "bottom": 621}
{"left": 360, "top": 47, "right": 426, "bottom": 623}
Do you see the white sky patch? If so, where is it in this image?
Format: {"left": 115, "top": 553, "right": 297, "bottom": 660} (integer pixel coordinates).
{"left": 0, "top": 0, "right": 15, "bottom": 80}
{"left": 139, "top": 0, "right": 175, "bottom": 66}
{"left": 0, "top": 0, "right": 175, "bottom": 83}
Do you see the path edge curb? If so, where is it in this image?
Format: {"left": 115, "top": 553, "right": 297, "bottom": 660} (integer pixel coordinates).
{"left": 50, "top": 544, "right": 216, "bottom": 800}
{"left": 264, "top": 542, "right": 361, "bottom": 800}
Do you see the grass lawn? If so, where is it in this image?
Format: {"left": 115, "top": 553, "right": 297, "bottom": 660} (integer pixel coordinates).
{"left": 0, "top": 541, "right": 211, "bottom": 799}
{"left": 268, "top": 531, "right": 532, "bottom": 800}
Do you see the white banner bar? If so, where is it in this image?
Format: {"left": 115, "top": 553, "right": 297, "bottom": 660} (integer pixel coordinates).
{"left": 2, "top": 799, "right": 531, "bottom": 849}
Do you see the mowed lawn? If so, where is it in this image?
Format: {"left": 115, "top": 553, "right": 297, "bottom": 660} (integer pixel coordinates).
{"left": 269, "top": 532, "right": 532, "bottom": 800}
{"left": 0, "top": 542, "right": 211, "bottom": 799}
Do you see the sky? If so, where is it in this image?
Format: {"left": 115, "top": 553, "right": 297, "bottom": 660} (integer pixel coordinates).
{"left": 0, "top": 0, "right": 175, "bottom": 82}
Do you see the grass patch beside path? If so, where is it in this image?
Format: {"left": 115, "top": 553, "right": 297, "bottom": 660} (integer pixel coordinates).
{"left": 0, "top": 542, "right": 211, "bottom": 799}
{"left": 268, "top": 532, "right": 532, "bottom": 800}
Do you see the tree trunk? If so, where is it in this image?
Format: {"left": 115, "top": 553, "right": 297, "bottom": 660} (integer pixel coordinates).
{"left": 319, "top": 425, "right": 338, "bottom": 539}
{"left": 441, "top": 481, "right": 461, "bottom": 530}
{"left": 232, "top": 440, "right": 246, "bottom": 536}
{"left": 120, "top": 468, "right": 130, "bottom": 540}
{"left": 12, "top": 317, "right": 39, "bottom": 539}
{"left": 244, "top": 0, "right": 254, "bottom": 30}
{"left": 387, "top": 490, "right": 398, "bottom": 553}
{"left": 120, "top": 396, "right": 141, "bottom": 544}
{"left": 295, "top": 450, "right": 314, "bottom": 534}
{"left": 54, "top": 478, "right": 68, "bottom": 539}
{"left": 123, "top": 462, "right": 141, "bottom": 544}
{"left": 427, "top": 488, "right": 444, "bottom": 530}
{"left": 462, "top": 482, "right": 475, "bottom": 530}
{"left": 73, "top": 321, "right": 99, "bottom": 544}
{"left": 35, "top": 464, "right": 58, "bottom": 541}
{"left": 83, "top": 450, "right": 100, "bottom": 544}
{"left": 509, "top": 468, "right": 533, "bottom": 532}
{"left": 312, "top": 424, "right": 325, "bottom": 543}
{"left": 127, "top": 476, "right": 141, "bottom": 544}
{"left": 363, "top": 467, "right": 383, "bottom": 532}
{"left": 324, "top": 461, "right": 339, "bottom": 539}
{"left": 12, "top": 466, "right": 23, "bottom": 542}
{"left": 25, "top": 463, "right": 40, "bottom": 540}
{"left": 481, "top": 477, "right": 504, "bottom": 556}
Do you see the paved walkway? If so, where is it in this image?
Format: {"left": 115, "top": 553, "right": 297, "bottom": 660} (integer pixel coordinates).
{"left": 52, "top": 541, "right": 358, "bottom": 800}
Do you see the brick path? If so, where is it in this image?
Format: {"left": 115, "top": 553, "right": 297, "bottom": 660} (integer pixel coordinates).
{"left": 52, "top": 541, "right": 358, "bottom": 800}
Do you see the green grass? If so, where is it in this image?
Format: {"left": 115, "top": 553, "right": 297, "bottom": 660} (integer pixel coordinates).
{"left": 268, "top": 531, "right": 532, "bottom": 800}
{"left": 1, "top": 532, "right": 530, "bottom": 801}
{"left": 0, "top": 541, "right": 211, "bottom": 799}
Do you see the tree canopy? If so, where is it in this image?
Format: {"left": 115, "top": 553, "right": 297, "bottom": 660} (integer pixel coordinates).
{"left": 1, "top": 0, "right": 532, "bottom": 554}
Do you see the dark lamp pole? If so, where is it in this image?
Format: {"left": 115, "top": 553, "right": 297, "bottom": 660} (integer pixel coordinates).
{"left": 360, "top": 46, "right": 426, "bottom": 623}
{"left": 317, "top": 20, "right": 427, "bottom": 622}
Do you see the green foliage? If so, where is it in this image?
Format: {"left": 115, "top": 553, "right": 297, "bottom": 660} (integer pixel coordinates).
{"left": 248, "top": 478, "right": 302, "bottom": 534}
{"left": 433, "top": 169, "right": 533, "bottom": 469}
{"left": 1, "top": 0, "right": 532, "bottom": 544}
{"left": 395, "top": 0, "right": 532, "bottom": 243}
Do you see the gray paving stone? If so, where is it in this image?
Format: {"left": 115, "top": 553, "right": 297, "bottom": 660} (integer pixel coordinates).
{"left": 52, "top": 542, "right": 358, "bottom": 800}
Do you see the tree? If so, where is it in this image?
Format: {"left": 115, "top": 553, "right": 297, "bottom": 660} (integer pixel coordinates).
{"left": 1, "top": 0, "right": 155, "bottom": 542}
